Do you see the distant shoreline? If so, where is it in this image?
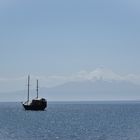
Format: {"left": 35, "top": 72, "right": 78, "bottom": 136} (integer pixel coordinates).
{"left": 1, "top": 100, "right": 140, "bottom": 104}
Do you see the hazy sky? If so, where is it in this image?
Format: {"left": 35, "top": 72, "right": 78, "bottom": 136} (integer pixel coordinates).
{"left": 0, "top": 0, "right": 140, "bottom": 92}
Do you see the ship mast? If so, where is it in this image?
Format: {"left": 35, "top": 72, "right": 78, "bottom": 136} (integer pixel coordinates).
{"left": 27, "top": 75, "right": 30, "bottom": 103}
{"left": 36, "top": 80, "right": 39, "bottom": 98}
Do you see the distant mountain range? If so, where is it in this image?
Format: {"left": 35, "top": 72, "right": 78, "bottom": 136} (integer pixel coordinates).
{"left": 41, "top": 79, "right": 140, "bottom": 101}
{"left": 2, "top": 79, "right": 140, "bottom": 101}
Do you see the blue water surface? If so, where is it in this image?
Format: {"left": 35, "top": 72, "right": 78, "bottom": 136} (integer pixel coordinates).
{"left": 0, "top": 102, "right": 140, "bottom": 140}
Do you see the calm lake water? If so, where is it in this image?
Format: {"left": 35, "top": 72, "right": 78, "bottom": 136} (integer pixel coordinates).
{"left": 0, "top": 102, "right": 140, "bottom": 140}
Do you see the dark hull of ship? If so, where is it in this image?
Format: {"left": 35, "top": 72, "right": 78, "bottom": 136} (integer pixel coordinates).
{"left": 22, "top": 103, "right": 47, "bottom": 111}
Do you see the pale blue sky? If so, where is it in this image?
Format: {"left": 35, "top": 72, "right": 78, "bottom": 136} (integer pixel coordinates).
{"left": 0, "top": 0, "right": 140, "bottom": 92}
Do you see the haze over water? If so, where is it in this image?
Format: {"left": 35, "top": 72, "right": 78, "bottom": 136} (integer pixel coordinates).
{"left": 0, "top": 0, "right": 140, "bottom": 101}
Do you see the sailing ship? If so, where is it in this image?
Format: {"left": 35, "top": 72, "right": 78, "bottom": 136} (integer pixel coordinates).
{"left": 22, "top": 75, "right": 47, "bottom": 111}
